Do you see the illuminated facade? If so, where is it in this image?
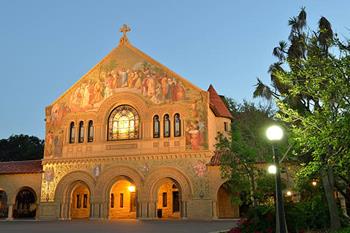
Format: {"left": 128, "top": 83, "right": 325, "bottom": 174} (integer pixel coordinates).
{"left": 0, "top": 25, "right": 238, "bottom": 220}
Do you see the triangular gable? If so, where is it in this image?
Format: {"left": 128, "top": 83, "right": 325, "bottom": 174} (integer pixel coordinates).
{"left": 45, "top": 29, "right": 210, "bottom": 156}
{"left": 48, "top": 38, "right": 204, "bottom": 114}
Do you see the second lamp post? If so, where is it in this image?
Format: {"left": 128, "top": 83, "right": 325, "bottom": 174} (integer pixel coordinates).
{"left": 266, "top": 125, "right": 288, "bottom": 233}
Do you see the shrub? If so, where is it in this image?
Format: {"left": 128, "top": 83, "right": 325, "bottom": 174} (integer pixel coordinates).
{"left": 230, "top": 195, "right": 331, "bottom": 233}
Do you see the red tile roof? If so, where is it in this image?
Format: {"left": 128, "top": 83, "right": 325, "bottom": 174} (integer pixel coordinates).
{"left": 208, "top": 85, "right": 232, "bottom": 119}
{"left": 0, "top": 160, "right": 43, "bottom": 174}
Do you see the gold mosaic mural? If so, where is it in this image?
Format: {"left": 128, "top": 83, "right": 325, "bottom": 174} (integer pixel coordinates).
{"left": 45, "top": 42, "right": 208, "bottom": 157}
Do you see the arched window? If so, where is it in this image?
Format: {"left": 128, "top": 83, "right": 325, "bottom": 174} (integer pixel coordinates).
{"left": 174, "top": 113, "right": 181, "bottom": 137}
{"left": 153, "top": 115, "right": 160, "bottom": 138}
{"left": 164, "top": 114, "right": 170, "bottom": 137}
{"left": 69, "top": 122, "right": 75, "bottom": 143}
{"left": 78, "top": 121, "right": 84, "bottom": 143}
{"left": 108, "top": 105, "right": 140, "bottom": 140}
{"left": 88, "top": 120, "right": 94, "bottom": 142}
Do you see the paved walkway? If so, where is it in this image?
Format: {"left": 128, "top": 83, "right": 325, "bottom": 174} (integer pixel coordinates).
{"left": 0, "top": 219, "right": 237, "bottom": 233}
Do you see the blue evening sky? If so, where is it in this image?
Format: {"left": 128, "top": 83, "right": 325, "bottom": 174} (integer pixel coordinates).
{"left": 0, "top": 0, "right": 349, "bottom": 139}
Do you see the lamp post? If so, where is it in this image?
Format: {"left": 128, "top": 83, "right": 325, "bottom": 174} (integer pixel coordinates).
{"left": 266, "top": 125, "right": 288, "bottom": 233}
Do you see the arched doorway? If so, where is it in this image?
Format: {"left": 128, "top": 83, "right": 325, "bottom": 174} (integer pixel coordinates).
{"left": 156, "top": 178, "right": 181, "bottom": 219}
{"left": 217, "top": 183, "right": 239, "bottom": 219}
{"left": 70, "top": 183, "right": 90, "bottom": 219}
{"left": 13, "top": 187, "right": 37, "bottom": 219}
{"left": 0, "top": 190, "right": 8, "bottom": 218}
{"left": 109, "top": 178, "right": 137, "bottom": 219}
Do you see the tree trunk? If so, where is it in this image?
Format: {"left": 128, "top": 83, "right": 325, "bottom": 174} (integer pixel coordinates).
{"left": 249, "top": 172, "right": 257, "bottom": 207}
{"left": 321, "top": 167, "right": 341, "bottom": 231}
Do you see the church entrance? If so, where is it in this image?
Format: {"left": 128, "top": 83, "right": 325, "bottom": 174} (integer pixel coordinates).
{"left": 109, "top": 179, "right": 136, "bottom": 219}
{"left": 13, "top": 187, "right": 37, "bottom": 219}
{"left": 156, "top": 178, "right": 181, "bottom": 219}
{"left": 217, "top": 183, "right": 239, "bottom": 219}
{"left": 70, "top": 183, "right": 90, "bottom": 219}
{"left": 0, "top": 190, "right": 8, "bottom": 218}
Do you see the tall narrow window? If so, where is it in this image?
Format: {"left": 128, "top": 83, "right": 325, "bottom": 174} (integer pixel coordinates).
{"left": 78, "top": 121, "right": 84, "bottom": 143}
{"left": 110, "top": 193, "right": 114, "bottom": 208}
{"left": 153, "top": 115, "right": 160, "bottom": 138}
{"left": 83, "top": 194, "right": 88, "bottom": 208}
{"left": 174, "top": 113, "right": 181, "bottom": 137}
{"left": 120, "top": 193, "right": 124, "bottom": 208}
{"left": 69, "top": 122, "right": 75, "bottom": 143}
{"left": 164, "top": 114, "right": 170, "bottom": 137}
{"left": 88, "top": 120, "right": 94, "bottom": 142}
{"left": 76, "top": 194, "right": 81, "bottom": 208}
{"left": 224, "top": 122, "right": 230, "bottom": 132}
{"left": 162, "top": 192, "right": 167, "bottom": 207}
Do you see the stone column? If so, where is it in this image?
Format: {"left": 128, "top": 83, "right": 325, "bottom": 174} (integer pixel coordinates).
{"left": 35, "top": 203, "right": 40, "bottom": 220}
{"left": 181, "top": 201, "right": 188, "bottom": 219}
{"left": 7, "top": 204, "right": 13, "bottom": 221}
{"left": 67, "top": 201, "right": 72, "bottom": 220}
{"left": 150, "top": 202, "right": 157, "bottom": 218}
{"left": 138, "top": 201, "right": 149, "bottom": 219}
{"left": 212, "top": 201, "right": 218, "bottom": 219}
{"left": 100, "top": 202, "right": 108, "bottom": 220}
{"left": 59, "top": 202, "right": 70, "bottom": 220}
{"left": 89, "top": 202, "right": 94, "bottom": 219}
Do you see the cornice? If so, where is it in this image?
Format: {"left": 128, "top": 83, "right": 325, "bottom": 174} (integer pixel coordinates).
{"left": 42, "top": 150, "right": 212, "bottom": 165}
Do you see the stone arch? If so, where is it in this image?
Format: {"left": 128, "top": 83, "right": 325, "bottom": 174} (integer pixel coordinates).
{"left": 54, "top": 171, "right": 96, "bottom": 219}
{"left": 145, "top": 167, "right": 192, "bottom": 201}
{"left": 13, "top": 186, "right": 38, "bottom": 219}
{"left": 55, "top": 170, "right": 96, "bottom": 201}
{"left": 144, "top": 167, "right": 193, "bottom": 219}
{"left": 96, "top": 165, "right": 144, "bottom": 201}
{"left": 95, "top": 165, "right": 144, "bottom": 219}
{"left": 211, "top": 179, "right": 229, "bottom": 202}
{"left": 0, "top": 189, "right": 8, "bottom": 218}
{"left": 98, "top": 92, "right": 150, "bottom": 123}
{"left": 69, "top": 182, "right": 91, "bottom": 219}
{"left": 216, "top": 182, "right": 239, "bottom": 219}
{"left": 11, "top": 186, "right": 38, "bottom": 205}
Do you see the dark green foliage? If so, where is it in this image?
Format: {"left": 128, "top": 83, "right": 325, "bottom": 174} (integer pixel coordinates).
{"left": 217, "top": 100, "right": 285, "bottom": 207}
{"left": 0, "top": 134, "right": 44, "bottom": 162}
{"left": 231, "top": 196, "right": 330, "bottom": 233}
{"left": 285, "top": 195, "right": 330, "bottom": 232}
{"left": 254, "top": 7, "right": 350, "bottom": 230}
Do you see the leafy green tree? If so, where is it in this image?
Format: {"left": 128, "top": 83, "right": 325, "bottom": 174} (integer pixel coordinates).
{"left": 0, "top": 134, "right": 44, "bottom": 162}
{"left": 254, "top": 8, "right": 350, "bottom": 230}
{"left": 217, "top": 100, "right": 279, "bottom": 207}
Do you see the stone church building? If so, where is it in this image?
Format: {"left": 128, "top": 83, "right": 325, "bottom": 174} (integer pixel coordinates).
{"left": 0, "top": 25, "right": 238, "bottom": 220}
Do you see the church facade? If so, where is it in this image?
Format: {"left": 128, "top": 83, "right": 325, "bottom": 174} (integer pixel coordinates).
{"left": 0, "top": 25, "right": 238, "bottom": 220}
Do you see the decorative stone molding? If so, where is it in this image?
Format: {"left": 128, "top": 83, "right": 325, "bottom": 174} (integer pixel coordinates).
{"left": 144, "top": 167, "right": 193, "bottom": 201}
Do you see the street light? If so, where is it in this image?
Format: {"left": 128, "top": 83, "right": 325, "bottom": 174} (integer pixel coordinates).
{"left": 266, "top": 125, "right": 288, "bottom": 233}
{"left": 268, "top": 164, "right": 277, "bottom": 174}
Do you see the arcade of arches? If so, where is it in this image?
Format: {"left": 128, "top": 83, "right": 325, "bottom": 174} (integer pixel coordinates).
{"left": 0, "top": 187, "right": 38, "bottom": 220}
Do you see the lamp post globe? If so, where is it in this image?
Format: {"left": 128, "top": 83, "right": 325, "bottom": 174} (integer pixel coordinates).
{"left": 268, "top": 164, "right": 277, "bottom": 174}
{"left": 266, "top": 125, "right": 284, "bottom": 141}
